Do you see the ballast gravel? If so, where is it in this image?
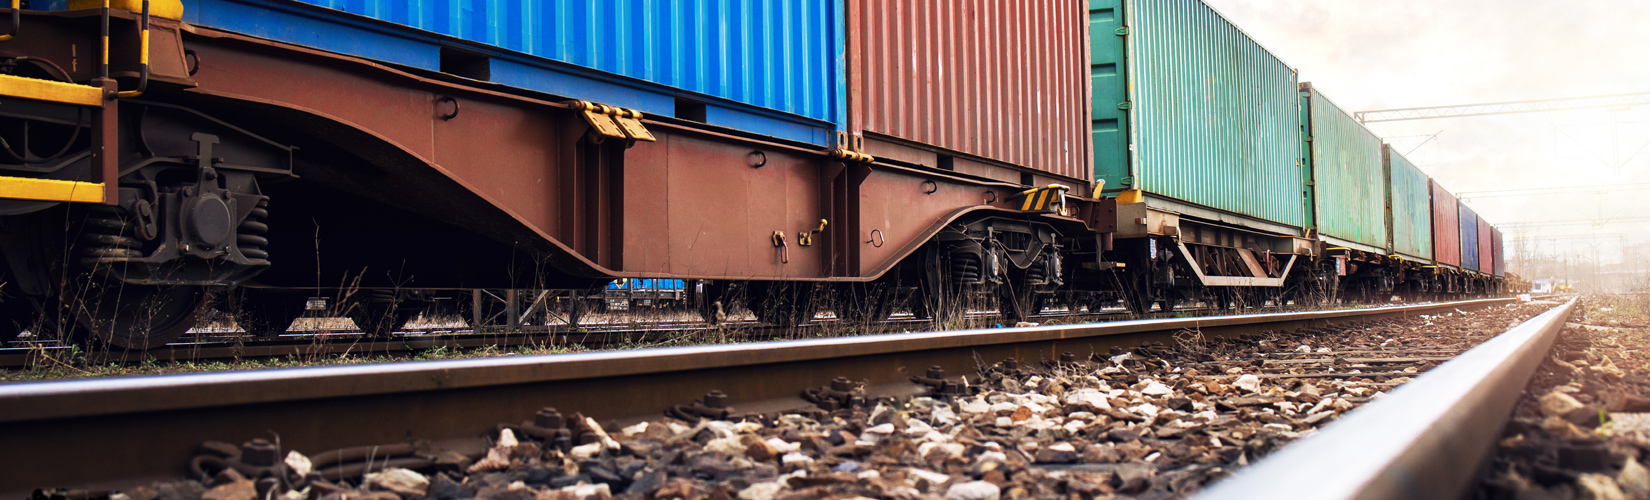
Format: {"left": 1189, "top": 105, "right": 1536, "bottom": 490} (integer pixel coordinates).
{"left": 47, "top": 303, "right": 1555, "bottom": 500}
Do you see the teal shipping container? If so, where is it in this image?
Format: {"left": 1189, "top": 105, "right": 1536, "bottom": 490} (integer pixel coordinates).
{"left": 1090, "top": 0, "right": 1305, "bottom": 233}
{"left": 1301, "top": 83, "right": 1386, "bottom": 250}
{"left": 1383, "top": 145, "right": 1433, "bottom": 262}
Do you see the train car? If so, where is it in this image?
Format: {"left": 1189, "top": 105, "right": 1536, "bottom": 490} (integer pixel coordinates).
{"left": 1459, "top": 203, "right": 1481, "bottom": 293}
{"left": 1301, "top": 83, "right": 1390, "bottom": 301}
{"left": 0, "top": 0, "right": 1105, "bottom": 348}
{"left": 1090, "top": 0, "right": 1315, "bottom": 312}
{"left": 0, "top": 0, "right": 1515, "bottom": 350}
{"left": 603, "top": 279, "right": 686, "bottom": 311}
{"left": 1383, "top": 145, "right": 1436, "bottom": 298}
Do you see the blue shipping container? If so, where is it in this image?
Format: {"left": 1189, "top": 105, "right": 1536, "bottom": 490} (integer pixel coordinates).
{"left": 141, "top": 0, "right": 845, "bottom": 145}
{"left": 1459, "top": 203, "right": 1479, "bottom": 272}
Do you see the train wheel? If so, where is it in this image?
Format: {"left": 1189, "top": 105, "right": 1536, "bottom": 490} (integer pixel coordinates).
{"left": 234, "top": 289, "right": 309, "bottom": 338}
{"left": 749, "top": 282, "right": 820, "bottom": 327}
{"left": 71, "top": 282, "right": 207, "bottom": 350}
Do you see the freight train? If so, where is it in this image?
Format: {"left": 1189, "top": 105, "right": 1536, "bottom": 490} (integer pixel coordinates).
{"left": 0, "top": 0, "right": 1512, "bottom": 349}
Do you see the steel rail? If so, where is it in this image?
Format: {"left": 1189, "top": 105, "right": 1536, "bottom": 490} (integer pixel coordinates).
{"left": 1196, "top": 297, "right": 1577, "bottom": 500}
{"left": 0, "top": 298, "right": 1517, "bottom": 498}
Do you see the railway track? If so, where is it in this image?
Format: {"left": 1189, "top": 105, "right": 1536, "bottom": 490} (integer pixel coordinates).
{"left": 0, "top": 297, "right": 1564, "bottom": 499}
{"left": 0, "top": 305, "right": 1259, "bottom": 369}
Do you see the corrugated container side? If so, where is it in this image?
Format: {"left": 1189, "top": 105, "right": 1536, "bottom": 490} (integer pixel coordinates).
{"left": 226, "top": 0, "right": 843, "bottom": 131}
{"left": 1091, "top": 0, "right": 1304, "bottom": 228}
{"left": 851, "top": 0, "right": 1090, "bottom": 180}
{"left": 1430, "top": 180, "right": 1460, "bottom": 267}
{"left": 1384, "top": 145, "right": 1431, "bottom": 261}
{"left": 1492, "top": 227, "right": 1505, "bottom": 277}
{"left": 1304, "top": 85, "right": 1386, "bottom": 249}
{"left": 1459, "top": 204, "right": 1479, "bottom": 272}
{"left": 1478, "top": 218, "right": 1494, "bottom": 274}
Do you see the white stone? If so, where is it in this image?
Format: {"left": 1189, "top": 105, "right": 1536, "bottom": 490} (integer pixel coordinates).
{"left": 1577, "top": 473, "right": 1627, "bottom": 500}
{"left": 975, "top": 451, "right": 1008, "bottom": 463}
{"left": 1140, "top": 380, "right": 1173, "bottom": 396}
{"left": 738, "top": 481, "right": 785, "bottom": 500}
{"left": 1129, "top": 403, "right": 1160, "bottom": 418}
{"left": 864, "top": 423, "right": 896, "bottom": 434}
{"left": 945, "top": 481, "right": 1002, "bottom": 500}
{"left": 561, "top": 483, "right": 611, "bottom": 500}
{"left": 1618, "top": 457, "right": 1650, "bottom": 497}
{"left": 733, "top": 421, "right": 764, "bottom": 434}
{"left": 906, "top": 419, "right": 934, "bottom": 435}
{"left": 1296, "top": 345, "right": 1312, "bottom": 353}
{"left": 931, "top": 405, "right": 958, "bottom": 425}
{"left": 1331, "top": 398, "right": 1355, "bottom": 412}
{"left": 367, "top": 468, "right": 429, "bottom": 497}
{"left": 1063, "top": 388, "right": 1112, "bottom": 409}
{"left": 621, "top": 422, "right": 650, "bottom": 437}
{"left": 1317, "top": 347, "right": 1331, "bottom": 353}
{"left": 1046, "top": 442, "right": 1077, "bottom": 452}
{"left": 1233, "top": 374, "right": 1263, "bottom": 393}
{"left": 990, "top": 402, "right": 1019, "bottom": 413}
{"left": 767, "top": 437, "right": 801, "bottom": 453}
{"left": 706, "top": 436, "right": 747, "bottom": 455}
{"left": 497, "top": 428, "right": 520, "bottom": 448}
{"left": 961, "top": 399, "right": 991, "bottom": 414}
{"left": 284, "top": 451, "right": 312, "bottom": 478}
{"left": 569, "top": 442, "right": 603, "bottom": 460}
{"left": 1539, "top": 391, "right": 1585, "bottom": 418}
{"left": 781, "top": 452, "right": 814, "bottom": 466}
{"left": 907, "top": 468, "right": 953, "bottom": 486}
{"left": 994, "top": 416, "right": 1014, "bottom": 427}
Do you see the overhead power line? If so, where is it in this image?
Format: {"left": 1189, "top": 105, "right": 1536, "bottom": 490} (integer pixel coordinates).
{"left": 1456, "top": 182, "right": 1650, "bottom": 200}
{"left": 1356, "top": 92, "right": 1650, "bottom": 123}
{"left": 1498, "top": 216, "right": 1650, "bottom": 229}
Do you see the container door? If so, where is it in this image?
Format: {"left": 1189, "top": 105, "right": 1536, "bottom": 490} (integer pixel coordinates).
{"left": 1090, "top": 0, "right": 1130, "bottom": 192}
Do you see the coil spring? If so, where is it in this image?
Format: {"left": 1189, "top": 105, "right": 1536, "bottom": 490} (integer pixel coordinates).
{"left": 79, "top": 207, "right": 142, "bottom": 268}
{"left": 238, "top": 199, "right": 270, "bottom": 260}
{"left": 950, "top": 250, "right": 982, "bottom": 283}
{"left": 1024, "top": 258, "right": 1048, "bottom": 284}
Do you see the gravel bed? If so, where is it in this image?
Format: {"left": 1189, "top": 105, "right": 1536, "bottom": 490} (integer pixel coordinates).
{"left": 1470, "top": 297, "right": 1650, "bottom": 500}
{"left": 41, "top": 303, "right": 1553, "bottom": 500}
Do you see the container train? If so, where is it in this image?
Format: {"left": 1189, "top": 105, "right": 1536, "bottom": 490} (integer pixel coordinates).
{"left": 0, "top": 0, "right": 1514, "bottom": 349}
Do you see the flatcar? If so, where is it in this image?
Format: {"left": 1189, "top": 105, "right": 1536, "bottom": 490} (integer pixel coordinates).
{"left": 0, "top": 0, "right": 1505, "bottom": 349}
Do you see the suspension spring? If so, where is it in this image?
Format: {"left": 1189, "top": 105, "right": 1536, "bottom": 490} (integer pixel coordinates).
{"left": 78, "top": 207, "right": 142, "bottom": 268}
{"left": 237, "top": 199, "right": 270, "bottom": 261}
{"left": 950, "top": 250, "right": 982, "bottom": 283}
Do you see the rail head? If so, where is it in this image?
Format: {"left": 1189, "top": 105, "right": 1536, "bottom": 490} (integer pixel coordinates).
{"left": 0, "top": 298, "right": 1515, "bottom": 424}
{"left": 1195, "top": 297, "right": 1577, "bottom": 500}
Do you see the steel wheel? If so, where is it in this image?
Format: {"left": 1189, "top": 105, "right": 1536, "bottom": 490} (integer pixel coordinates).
{"left": 71, "top": 282, "right": 206, "bottom": 350}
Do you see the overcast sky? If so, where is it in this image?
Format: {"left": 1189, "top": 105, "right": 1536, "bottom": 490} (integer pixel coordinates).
{"left": 1199, "top": 0, "right": 1650, "bottom": 274}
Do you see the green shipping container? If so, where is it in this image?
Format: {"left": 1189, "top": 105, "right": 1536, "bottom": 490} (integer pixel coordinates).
{"left": 1090, "top": 0, "right": 1305, "bottom": 233}
{"left": 1301, "top": 83, "right": 1387, "bottom": 251}
{"left": 1383, "top": 145, "right": 1433, "bottom": 262}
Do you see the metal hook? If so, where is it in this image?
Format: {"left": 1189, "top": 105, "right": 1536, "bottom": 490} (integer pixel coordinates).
{"left": 772, "top": 231, "right": 789, "bottom": 264}
{"left": 867, "top": 229, "right": 884, "bottom": 248}
{"left": 437, "top": 96, "right": 461, "bottom": 121}
{"left": 984, "top": 191, "right": 998, "bottom": 204}
{"left": 748, "top": 150, "right": 768, "bottom": 168}
{"left": 922, "top": 180, "right": 938, "bottom": 195}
